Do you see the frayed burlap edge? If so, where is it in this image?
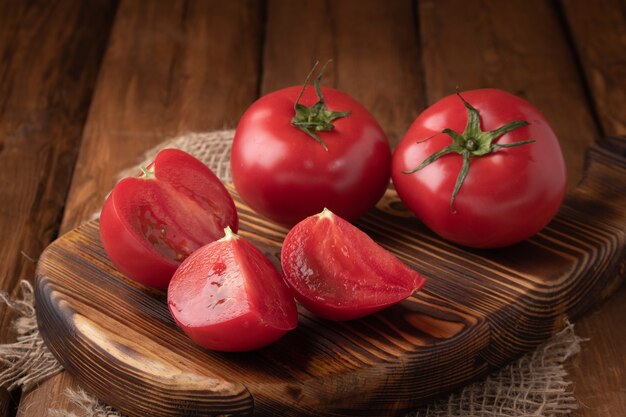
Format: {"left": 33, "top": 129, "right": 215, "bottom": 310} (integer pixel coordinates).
{"left": 0, "top": 281, "right": 63, "bottom": 392}
{"left": 1, "top": 130, "right": 585, "bottom": 416}
{"left": 48, "top": 387, "right": 123, "bottom": 417}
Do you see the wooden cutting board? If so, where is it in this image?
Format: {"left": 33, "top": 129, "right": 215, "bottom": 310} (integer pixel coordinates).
{"left": 35, "top": 137, "right": 626, "bottom": 417}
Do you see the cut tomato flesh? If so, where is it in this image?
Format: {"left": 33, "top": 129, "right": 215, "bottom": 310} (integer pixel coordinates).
{"left": 168, "top": 246, "right": 248, "bottom": 326}
{"left": 281, "top": 209, "right": 426, "bottom": 321}
{"left": 115, "top": 179, "right": 219, "bottom": 262}
{"left": 152, "top": 148, "right": 238, "bottom": 234}
{"left": 114, "top": 149, "right": 237, "bottom": 263}
{"left": 168, "top": 231, "right": 297, "bottom": 352}
{"left": 99, "top": 149, "right": 238, "bottom": 289}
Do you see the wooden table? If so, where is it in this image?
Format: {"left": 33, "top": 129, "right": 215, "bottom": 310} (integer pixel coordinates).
{"left": 0, "top": 1, "right": 624, "bottom": 416}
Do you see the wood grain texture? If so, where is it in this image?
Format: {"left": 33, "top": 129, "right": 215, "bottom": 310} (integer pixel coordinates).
{"left": 17, "top": 1, "right": 263, "bottom": 416}
{"left": 263, "top": 0, "right": 424, "bottom": 146}
{"left": 7, "top": 1, "right": 622, "bottom": 416}
{"left": 418, "top": 0, "right": 599, "bottom": 189}
{"left": 0, "top": 0, "right": 116, "bottom": 326}
{"left": 569, "top": 283, "right": 626, "bottom": 417}
{"left": 559, "top": 1, "right": 626, "bottom": 415}
{"left": 0, "top": 0, "right": 116, "bottom": 414}
{"left": 59, "top": 0, "right": 263, "bottom": 233}
{"left": 16, "top": 372, "right": 82, "bottom": 417}
{"left": 561, "top": 0, "right": 626, "bottom": 137}
{"left": 35, "top": 137, "right": 626, "bottom": 417}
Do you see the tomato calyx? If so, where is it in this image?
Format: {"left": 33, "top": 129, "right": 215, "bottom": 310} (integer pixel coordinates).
{"left": 139, "top": 166, "right": 155, "bottom": 179}
{"left": 291, "top": 60, "right": 350, "bottom": 151}
{"left": 221, "top": 225, "right": 238, "bottom": 241}
{"left": 402, "top": 91, "right": 535, "bottom": 212}
{"left": 318, "top": 206, "right": 333, "bottom": 219}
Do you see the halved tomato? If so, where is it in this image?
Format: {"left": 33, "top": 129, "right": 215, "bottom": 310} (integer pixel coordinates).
{"left": 281, "top": 208, "right": 426, "bottom": 321}
{"left": 99, "top": 148, "right": 238, "bottom": 289}
{"left": 168, "top": 228, "right": 298, "bottom": 352}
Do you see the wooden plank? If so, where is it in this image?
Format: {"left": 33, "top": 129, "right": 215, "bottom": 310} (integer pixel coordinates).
{"left": 561, "top": 0, "right": 626, "bottom": 137}
{"left": 0, "top": 0, "right": 116, "bottom": 414}
{"left": 263, "top": 0, "right": 424, "bottom": 146}
{"left": 569, "top": 284, "right": 626, "bottom": 417}
{"left": 18, "top": 0, "right": 264, "bottom": 415}
{"left": 418, "top": 0, "right": 600, "bottom": 188}
{"left": 560, "top": 1, "right": 626, "bottom": 415}
{"left": 17, "top": 372, "right": 80, "bottom": 417}
{"left": 59, "top": 0, "right": 263, "bottom": 233}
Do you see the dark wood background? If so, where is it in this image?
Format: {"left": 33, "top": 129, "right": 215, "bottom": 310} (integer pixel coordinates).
{"left": 0, "top": 0, "right": 624, "bottom": 416}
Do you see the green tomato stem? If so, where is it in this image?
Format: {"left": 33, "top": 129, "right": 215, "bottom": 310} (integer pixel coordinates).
{"left": 291, "top": 60, "right": 351, "bottom": 151}
{"left": 140, "top": 166, "right": 155, "bottom": 179}
{"left": 403, "top": 91, "right": 535, "bottom": 212}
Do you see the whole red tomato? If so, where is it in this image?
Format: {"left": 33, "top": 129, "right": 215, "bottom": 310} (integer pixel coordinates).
{"left": 168, "top": 227, "right": 297, "bottom": 352}
{"left": 231, "top": 66, "right": 391, "bottom": 225}
{"left": 392, "top": 89, "right": 567, "bottom": 248}
{"left": 100, "top": 149, "right": 238, "bottom": 288}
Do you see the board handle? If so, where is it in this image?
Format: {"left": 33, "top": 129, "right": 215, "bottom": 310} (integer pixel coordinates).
{"left": 589, "top": 136, "right": 626, "bottom": 164}
{"left": 569, "top": 137, "right": 626, "bottom": 225}
{"left": 583, "top": 136, "right": 626, "bottom": 176}
{"left": 567, "top": 136, "right": 626, "bottom": 310}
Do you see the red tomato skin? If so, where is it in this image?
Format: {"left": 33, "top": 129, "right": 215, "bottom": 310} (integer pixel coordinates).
{"left": 168, "top": 233, "right": 297, "bottom": 352}
{"left": 231, "top": 86, "right": 391, "bottom": 226}
{"left": 281, "top": 209, "right": 426, "bottom": 321}
{"left": 391, "top": 89, "right": 567, "bottom": 248}
{"left": 99, "top": 149, "right": 238, "bottom": 289}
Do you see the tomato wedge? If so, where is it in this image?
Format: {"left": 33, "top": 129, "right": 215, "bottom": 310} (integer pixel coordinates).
{"left": 281, "top": 209, "right": 426, "bottom": 321}
{"left": 168, "top": 228, "right": 298, "bottom": 352}
{"left": 99, "top": 149, "right": 238, "bottom": 289}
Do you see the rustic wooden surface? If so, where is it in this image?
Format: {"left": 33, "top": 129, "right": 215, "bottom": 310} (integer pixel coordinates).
{"left": 0, "top": 1, "right": 117, "bottom": 415}
{"left": 0, "top": 0, "right": 624, "bottom": 416}
{"left": 35, "top": 144, "right": 626, "bottom": 416}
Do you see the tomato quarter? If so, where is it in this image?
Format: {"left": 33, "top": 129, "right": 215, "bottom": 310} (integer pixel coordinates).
{"left": 168, "top": 227, "right": 297, "bottom": 352}
{"left": 281, "top": 208, "right": 426, "bottom": 321}
{"left": 99, "top": 149, "right": 238, "bottom": 288}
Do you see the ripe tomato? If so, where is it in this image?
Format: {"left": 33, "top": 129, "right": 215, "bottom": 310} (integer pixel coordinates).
{"left": 99, "top": 149, "right": 238, "bottom": 289}
{"left": 281, "top": 208, "right": 426, "bottom": 321}
{"left": 392, "top": 89, "right": 567, "bottom": 248}
{"left": 168, "top": 227, "right": 297, "bottom": 352}
{"left": 231, "top": 65, "right": 391, "bottom": 226}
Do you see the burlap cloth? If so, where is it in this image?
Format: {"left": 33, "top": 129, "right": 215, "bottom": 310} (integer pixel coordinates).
{"left": 1, "top": 130, "right": 583, "bottom": 416}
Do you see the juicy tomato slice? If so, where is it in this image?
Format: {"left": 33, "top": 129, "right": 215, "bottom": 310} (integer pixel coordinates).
{"left": 168, "top": 229, "right": 298, "bottom": 352}
{"left": 99, "top": 149, "right": 238, "bottom": 289}
{"left": 281, "top": 209, "right": 426, "bottom": 321}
